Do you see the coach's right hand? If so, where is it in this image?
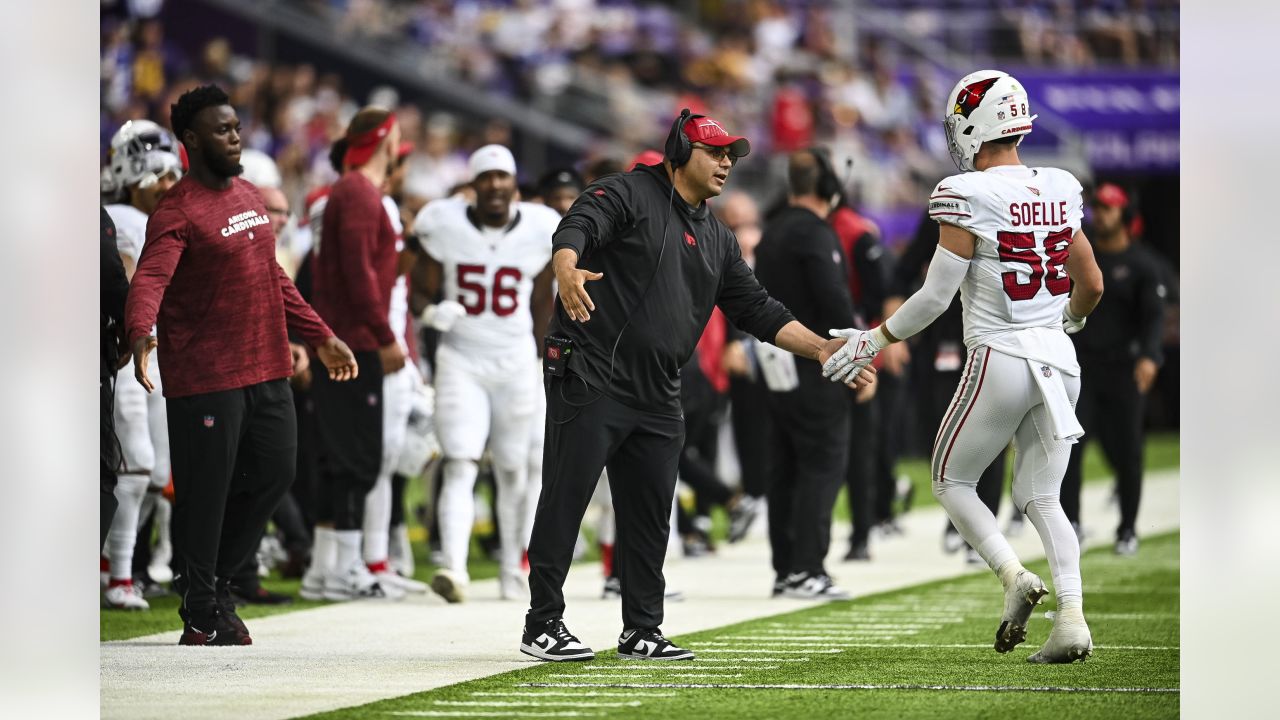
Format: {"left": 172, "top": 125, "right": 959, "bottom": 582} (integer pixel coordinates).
{"left": 553, "top": 248, "right": 603, "bottom": 322}
{"left": 132, "top": 335, "right": 158, "bottom": 393}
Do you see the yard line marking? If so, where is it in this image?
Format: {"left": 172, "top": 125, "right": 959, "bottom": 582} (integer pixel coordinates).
{"left": 696, "top": 658, "right": 811, "bottom": 663}
{"left": 756, "top": 630, "right": 922, "bottom": 637}
{"left": 779, "top": 623, "right": 945, "bottom": 630}
{"left": 710, "top": 637, "right": 904, "bottom": 643}
{"left": 697, "top": 649, "right": 840, "bottom": 655}
{"left": 469, "top": 692, "right": 677, "bottom": 698}
{"left": 706, "top": 642, "right": 1177, "bottom": 651}
{"left": 548, "top": 674, "right": 744, "bottom": 679}
{"left": 432, "top": 701, "right": 641, "bottom": 708}
{"left": 386, "top": 711, "right": 603, "bottom": 718}
{"left": 582, "top": 665, "right": 765, "bottom": 672}
{"left": 521, "top": 682, "right": 1180, "bottom": 695}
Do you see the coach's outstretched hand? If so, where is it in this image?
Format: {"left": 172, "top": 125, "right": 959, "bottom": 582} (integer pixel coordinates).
{"left": 553, "top": 248, "right": 603, "bottom": 322}
{"left": 132, "top": 335, "right": 158, "bottom": 393}
{"left": 317, "top": 336, "right": 359, "bottom": 381}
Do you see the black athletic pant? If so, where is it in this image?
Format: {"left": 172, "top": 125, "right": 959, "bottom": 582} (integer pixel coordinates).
{"left": 765, "top": 372, "right": 850, "bottom": 578}
{"left": 680, "top": 399, "right": 733, "bottom": 516}
{"left": 289, "top": 382, "right": 320, "bottom": 528}
{"left": 728, "top": 374, "right": 772, "bottom": 498}
{"left": 1063, "top": 358, "right": 1145, "bottom": 537}
{"left": 845, "top": 393, "right": 877, "bottom": 547}
{"left": 167, "top": 379, "right": 296, "bottom": 625}
{"left": 101, "top": 377, "right": 121, "bottom": 547}
{"left": 312, "top": 350, "right": 383, "bottom": 530}
{"left": 529, "top": 373, "right": 684, "bottom": 630}
{"left": 873, "top": 371, "right": 906, "bottom": 522}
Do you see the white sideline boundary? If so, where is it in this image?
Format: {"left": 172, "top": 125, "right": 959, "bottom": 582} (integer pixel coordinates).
{"left": 520, "top": 682, "right": 1180, "bottom": 694}
{"left": 101, "top": 470, "right": 1179, "bottom": 719}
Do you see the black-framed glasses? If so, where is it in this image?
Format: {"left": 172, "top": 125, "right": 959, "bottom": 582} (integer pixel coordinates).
{"left": 691, "top": 143, "right": 738, "bottom": 165}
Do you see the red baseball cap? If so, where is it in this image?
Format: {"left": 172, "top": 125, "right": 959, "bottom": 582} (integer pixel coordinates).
{"left": 683, "top": 115, "right": 750, "bottom": 158}
{"left": 1093, "top": 182, "right": 1129, "bottom": 208}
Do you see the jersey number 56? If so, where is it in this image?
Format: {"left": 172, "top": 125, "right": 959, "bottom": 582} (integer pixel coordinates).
{"left": 456, "top": 264, "right": 523, "bottom": 316}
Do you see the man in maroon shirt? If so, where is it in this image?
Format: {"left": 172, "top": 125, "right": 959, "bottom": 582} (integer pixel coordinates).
{"left": 126, "top": 85, "right": 358, "bottom": 646}
{"left": 310, "top": 106, "right": 406, "bottom": 600}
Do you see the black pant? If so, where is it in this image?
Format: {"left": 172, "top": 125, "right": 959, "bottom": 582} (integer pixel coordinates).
{"left": 312, "top": 351, "right": 383, "bottom": 530}
{"left": 765, "top": 372, "right": 850, "bottom": 578}
{"left": 729, "top": 374, "right": 772, "bottom": 498}
{"left": 167, "top": 379, "right": 296, "bottom": 624}
{"left": 873, "top": 371, "right": 906, "bottom": 522}
{"left": 101, "top": 377, "right": 121, "bottom": 547}
{"left": 529, "top": 373, "right": 684, "bottom": 630}
{"left": 845, "top": 393, "right": 877, "bottom": 547}
{"left": 289, "top": 382, "right": 320, "bottom": 529}
{"left": 1063, "top": 358, "right": 1145, "bottom": 536}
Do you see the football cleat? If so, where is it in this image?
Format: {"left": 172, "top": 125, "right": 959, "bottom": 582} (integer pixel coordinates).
{"left": 994, "top": 570, "right": 1049, "bottom": 653}
{"left": 103, "top": 581, "right": 150, "bottom": 611}
{"left": 430, "top": 567, "right": 467, "bottom": 604}
{"left": 1027, "top": 607, "right": 1093, "bottom": 663}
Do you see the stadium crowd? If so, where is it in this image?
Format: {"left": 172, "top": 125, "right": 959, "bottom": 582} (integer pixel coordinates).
{"left": 98, "top": 1, "right": 1179, "bottom": 649}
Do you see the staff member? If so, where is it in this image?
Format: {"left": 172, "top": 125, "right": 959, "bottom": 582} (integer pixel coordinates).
{"left": 127, "top": 84, "right": 358, "bottom": 645}
{"left": 102, "top": 207, "right": 130, "bottom": 547}
{"left": 521, "top": 110, "right": 873, "bottom": 663}
{"left": 1062, "top": 183, "right": 1165, "bottom": 556}
{"left": 755, "top": 149, "right": 859, "bottom": 600}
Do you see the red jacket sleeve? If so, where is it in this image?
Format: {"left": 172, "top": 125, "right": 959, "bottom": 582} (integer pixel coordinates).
{"left": 277, "top": 263, "right": 334, "bottom": 348}
{"left": 337, "top": 187, "right": 396, "bottom": 345}
{"left": 125, "top": 204, "right": 186, "bottom": 345}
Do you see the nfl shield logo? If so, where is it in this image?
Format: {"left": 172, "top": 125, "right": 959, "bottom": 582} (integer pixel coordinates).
{"left": 202, "top": 415, "right": 216, "bottom": 428}
{"left": 1040, "top": 365, "right": 1052, "bottom": 378}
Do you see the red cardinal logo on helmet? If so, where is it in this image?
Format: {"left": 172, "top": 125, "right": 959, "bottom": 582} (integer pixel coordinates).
{"left": 953, "top": 77, "right": 1000, "bottom": 119}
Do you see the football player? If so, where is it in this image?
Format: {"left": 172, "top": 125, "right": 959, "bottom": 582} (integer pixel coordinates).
{"left": 823, "top": 70, "right": 1105, "bottom": 663}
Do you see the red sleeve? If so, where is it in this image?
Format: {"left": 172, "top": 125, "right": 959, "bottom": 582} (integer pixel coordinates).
{"left": 277, "top": 263, "right": 333, "bottom": 348}
{"left": 337, "top": 187, "right": 396, "bottom": 346}
{"left": 125, "top": 204, "right": 186, "bottom": 345}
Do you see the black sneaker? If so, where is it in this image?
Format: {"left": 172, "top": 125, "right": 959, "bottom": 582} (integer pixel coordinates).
{"left": 771, "top": 576, "right": 786, "bottom": 597}
{"left": 520, "top": 617, "right": 595, "bottom": 662}
{"left": 617, "top": 627, "right": 694, "bottom": 661}
{"left": 178, "top": 611, "right": 252, "bottom": 646}
{"left": 216, "top": 583, "right": 252, "bottom": 641}
{"left": 843, "top": 541, "right": 870, "bottom": 562}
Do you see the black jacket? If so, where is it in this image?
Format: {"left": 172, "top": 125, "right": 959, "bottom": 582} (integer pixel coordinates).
{"left": 551, "top": 163, "right": 794, "bottom": 414}
{"left": 755, "top": 206, "right": 857, "bottom": 352}
{"left": 1070, "top": 242, "right": 1166, "bottom": 366}
{"left": 101, "top": 207, "right": 130, "bottom": 380}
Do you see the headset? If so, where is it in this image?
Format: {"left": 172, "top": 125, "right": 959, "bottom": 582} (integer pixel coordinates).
{"left": 664, "top": 108, "right": 706, "bottom": 169}
{"left": 808, "top": 146, "right": 854, "bottom": 210}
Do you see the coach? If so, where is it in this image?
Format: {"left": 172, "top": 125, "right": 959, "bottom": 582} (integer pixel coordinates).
{"left": 521, "top": 110, "right": 874, "bottom": 663}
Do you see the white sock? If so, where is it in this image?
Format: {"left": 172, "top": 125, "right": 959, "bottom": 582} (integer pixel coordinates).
{"left": 310, "top": 526, "right": 337, "bottom": 578}
{"left": 1023, "top": 495, "right": 1084, "bottom": 611}
{"left": 333, "top": 529, "right": 363, "bottom": 577}
{"left": 493, "top": 465, "right": 527, "bottom": 575}
{"left": 363, "top": 468, "right": 394, "bottom": 565}
{"left": 438, "top": 459, "right": 479, "bottom": 582}
{"left": 936, "top": 483, "right": 1023, "bottom": 585}
{"left": 389, "top": 523, "right": 413, "bottom": 576}
{"left": 151, "top": 495, "right": 173, "bottom": 565}
{"left": 106, "top": 474, "right": 149, "bottom": 581}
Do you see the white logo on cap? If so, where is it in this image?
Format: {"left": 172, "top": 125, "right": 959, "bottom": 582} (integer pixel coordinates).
{"left": 695, "top": 119, "right": 726, "bottom": 134}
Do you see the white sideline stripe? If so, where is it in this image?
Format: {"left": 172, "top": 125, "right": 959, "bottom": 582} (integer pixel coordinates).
{"left": 711, "top": 642, "right": 1178, "bottom": 651}
{"left": 709, "top": 637, "right": 903, "bottom": 644}
{"left": 522, "top": 682, "right": 1180, "bottom": 695}
{"left": 778, "top": 623, "right": 944, "bottom": 629}
{"left": 697, "top": 649, "right": 840, "bottom": 654}
{"left": 432, "top": 701, "right": 642, "bottom": 708}
{"left": 386, "top": 712, "right": 602, "bottom": 718}
{"left": 549, "top": 673, "right": 744, "bottom": 679}
{"left": 757, "top": 630, "right": 921, "bottom": 637}
{"left": 583, "top": 665, "right": 766, "bottom": 672}
{"left": 470, "top": 692, "right": 677, "bottom": 698}
{"left": 696, "top": 658, "right": 811, "bottom": 663}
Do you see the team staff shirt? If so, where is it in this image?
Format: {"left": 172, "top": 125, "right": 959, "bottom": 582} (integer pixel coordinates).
{"left": 928, "top": 165, "right": 1084, "bottom": 374}
{"left": 313, "top": 171, "right": 400, "bottom": 351}
{"left": 125, "top": 177, "right": 333, "bottom": 398}
{"left": 551, "top": 162, "right": 795, "bottom": 415}
{"left": 413, "top": 198, "right": 559, "bottom": 360}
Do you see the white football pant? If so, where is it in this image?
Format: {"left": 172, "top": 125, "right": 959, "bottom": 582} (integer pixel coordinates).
{"left": 363, "top": 364, "right": 416, "bottom": 565}
{"left": 106, "top": 354, "right": 169, "bottom": 580}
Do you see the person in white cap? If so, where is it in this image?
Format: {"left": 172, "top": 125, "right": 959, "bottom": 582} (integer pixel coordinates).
{"left": 409, "top": 144, "right": 560, "bottom": 603}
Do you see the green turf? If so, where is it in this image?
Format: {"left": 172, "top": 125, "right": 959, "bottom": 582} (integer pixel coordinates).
{"left": 102, "top": 433, "right": 1177, "bottom": 641}
{"left": 303, "top": 533, "right": 1179, "bottom": 720}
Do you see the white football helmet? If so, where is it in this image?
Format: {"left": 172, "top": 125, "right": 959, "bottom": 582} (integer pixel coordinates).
{"left": 239, "top": 148, "right": 283, "bottom": 189}
{"left": 943, "top": 70, "right": 1037, "bottom": 172}
{"left": 105, "top": 119, "right": 182, "bottom": 194}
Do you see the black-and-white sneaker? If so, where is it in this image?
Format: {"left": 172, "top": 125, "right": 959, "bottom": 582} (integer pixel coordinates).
{"left": 782, "top": 572, "right": 851, "bottom": 600}
{"left": 617, "top": 627, "right": 694, "bottom": 661}
{"left": 520, "top": 617, "right": 595, "bottom": 662}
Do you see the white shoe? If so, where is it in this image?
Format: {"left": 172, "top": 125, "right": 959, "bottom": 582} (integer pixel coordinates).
{"left": 388, "top": 524, "right": 415, "bottom": 577}
{"left": 994, "top": 570, "right": 1049, "bottom": 653}
{"left": 782, "top": 573, "right": 851, "bottom": 600}
{"left": 299, "top": 566, "right": 327, "bottom": 600}
{"left": 1027, "top": 607, "right": 1093, "bottom": 663}
{"left": 324, "top": 564, "right": 404, "bottom": 601}
{"left": 499, "top": 570, "right": 529, "bottom": 601}
{"left": 430, "top": 568, "right": 468, "bottom": 603}
{"left": 103, "top": 582, "right": 150, "bottom": 610}
{"left": 376, "top": 570, "right": 428, "bottom": 594}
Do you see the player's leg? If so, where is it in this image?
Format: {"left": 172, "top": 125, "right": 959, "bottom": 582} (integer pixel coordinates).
{"left": 1012, "top": 372, "right": 1092, "bottom": 663}
{"left": 105, "top": 366, "right": 154, "bottom": 610}
{"left": 488, "top": 362, "right": 539, "bottom": 600}
{"left": 432, "top": 348, "right": 491, "bottom": 602}
{"left": 1095, "top": 364, "right": 1145, "bottom": 553}
{"left": 1060, "top": 369, "right": 1098, "bottom": 532}
{"left": 931, "top": 348, "right": 1045, "bottom": 652}
{"left": 144, "top": 363, "right": 173, "bottom": 584}
{"left": 524, "top": 365, "right": 547, "bottom": 558}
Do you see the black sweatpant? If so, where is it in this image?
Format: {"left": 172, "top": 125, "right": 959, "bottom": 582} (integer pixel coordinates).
{"left": 728, "top": 374, "right": 772, "bottom": 498}
{"left": 101, "top": 377, "right": 121, "bottom": 547}
{"left": 311, "top": 350, "right": 383, "bottom": 530}
{"left": 166, "top": 379, "right": 296, "bottom": 625}
{"left": 845, "top": 393, "right": 877, "bottom": 547}
{"left": 1063, "top": 358, "right": 1145, "bottom": 537}
{"left": 528, "top": 373, "right": 684, "bottom": 630}
{"left": 766, "top": 372, "right": 850, "bottom": 578}
{"left": 873, "top": 371, "right": 906, "bottom": 522}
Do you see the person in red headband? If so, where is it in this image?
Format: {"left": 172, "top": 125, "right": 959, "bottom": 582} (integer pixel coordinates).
{"left": 309, "top": 107, "right": 407, "bottom": 601}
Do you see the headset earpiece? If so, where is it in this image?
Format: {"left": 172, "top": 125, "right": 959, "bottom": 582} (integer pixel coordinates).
{"left": 808, "top": 146, "right": 842, "bottom": 206}
{"left": 664, "top": 108, "right": 704, "bottom": 169}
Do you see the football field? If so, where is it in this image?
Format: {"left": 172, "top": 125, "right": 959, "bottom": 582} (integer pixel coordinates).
{"left": 307, "top": 533, "right": 1179, "bottom": 720}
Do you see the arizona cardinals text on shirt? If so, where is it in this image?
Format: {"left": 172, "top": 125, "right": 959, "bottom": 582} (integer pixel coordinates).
{"left": 222, "top": 210, "right": 270, "bottom": 237}
{"left": 1009, "top": 200, "right": 1069, "bottom": 227}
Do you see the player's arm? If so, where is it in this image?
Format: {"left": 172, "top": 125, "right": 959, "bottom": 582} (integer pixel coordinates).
{"left": 531, "top": 263, "right": 555, "bottom": 346}
{"left": 1063, "top": 229, "right": 1104, "bottom": 332}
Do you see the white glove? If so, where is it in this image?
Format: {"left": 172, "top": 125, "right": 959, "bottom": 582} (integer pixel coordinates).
{"left": 823, "top": 327, "right": 883, "bottom": 384}
{"left": 420, "top": 300, "right": 467, "bottom": 332}
{"left": 1062, "top": 306, "right": 1087, "bottom": 335}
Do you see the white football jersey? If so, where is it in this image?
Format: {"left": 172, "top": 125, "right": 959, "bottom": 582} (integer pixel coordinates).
{"left": 929, "top": 165, "right": 1084, "bottom": 374}
{"left": 105, "top": 203, "right": 149, "bottom": 262}
{"left": 382, "top": 195, "right": 409, "bottom": 348}
{"left": 413, "top": 198, "right": 557, "bottom": 359}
